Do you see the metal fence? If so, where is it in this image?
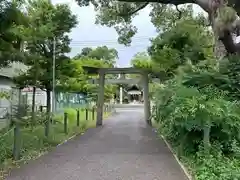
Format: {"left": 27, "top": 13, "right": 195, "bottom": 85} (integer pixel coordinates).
{"left": 0, "top": 87, "right": 28, "bottom": 129}
{"left": 7, "top": 104, "right": 114, "bottom": 161}
{"left": 55, "top": 92, "right": 88, "bottom": 113}
{"left": 0, "top": 88, "right": 96, "bottom": 130}
{"left": 0, "top": 87, "right": 115, "bottom": 163}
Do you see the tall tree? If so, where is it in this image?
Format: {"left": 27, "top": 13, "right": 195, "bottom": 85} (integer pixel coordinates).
{"left": 75, "top": 0, "right": 240, "bottom": 58}
{"left": 148, "top": 5, "right": 213, "bottom": 76}
{"left": 20, "top": 0, "right": 77, "bottom": 130}
{"left": 0, "top": 0, "right": 27, "bottom": 68}
{"left": 130, "top": 51, "right": 162, "bottom": 79}
{"left": 131, "top": 52, "right": 152, "bottom": 70}
{"left": 74, "top": 46, "right": 118, "bottom": 66}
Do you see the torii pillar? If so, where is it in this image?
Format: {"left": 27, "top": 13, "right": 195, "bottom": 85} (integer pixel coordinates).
{"left": 96, "top": 69, "right": 105, "bottom": 126}
{"left": 142, "top": 72, "right": 151, "bottom": 125}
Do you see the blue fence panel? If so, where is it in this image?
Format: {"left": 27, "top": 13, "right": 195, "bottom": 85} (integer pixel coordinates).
{"left": 55, "top": 92, "right": 88, "bottom": 114}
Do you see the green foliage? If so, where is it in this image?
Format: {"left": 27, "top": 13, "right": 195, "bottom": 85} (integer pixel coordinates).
{"left": 130, "top": 51, "right": 167, "bottom": 84}
{"left": 131, "top": 52, "right": 152, "bottom": 70}
{"left": 0, "top": 0, "right": 28, "bottom": 68}
{"left": 218, "top": 55, "right": 240, "bottom": 100}
{"left": 12, "top": 0, "right": 78, "bottom": 116}
{"left": 61, "top": 58, "right": 117, "bottom": 101}
{"left": 12, "top": 0, "right": 78, "bottom": 91}
{"left": 75, "top": 2, "right": 212, "bottom": 49}
{"left": 181, "top": 57, "right": 228, "bottom": 89}
{"left": 148, "top": 9, "right": 213, "bottom": 75}
{"left": 0, "top": 92, "right": 10, "bottom": 99}
{"left": 0, "top": 120, "right": 85, "bottom": 166}
{"left": 153, "top": 76, "right": 240, "bottom": 179}
{"left": 152, "top": 47, "right": 240, "bottom": 180}
{"left": 73, "top": 46, "right": 118, "bottom": 66}
{"left": 128, "top": 5, "right": 214, "bottom": 81}
{"left": 129, "top": 6, "right": 213, "bottom": 84}
{"left": 184, "top": 152, "right": 240, "bottom": 180}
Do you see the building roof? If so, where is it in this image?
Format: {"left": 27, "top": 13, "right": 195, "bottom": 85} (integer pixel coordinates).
{"left": 126, "top": 84, "right": 142, "bottom": 91}
{"left": 0, "top": 62, "right": 28, "bottom": 79}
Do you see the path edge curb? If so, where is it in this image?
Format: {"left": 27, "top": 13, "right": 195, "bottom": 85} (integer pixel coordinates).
{"left": 160, "top": 134, "right": 192, "bottom": 180}
{"left": 56, "top": 134, "right": 77, "bottom": 147}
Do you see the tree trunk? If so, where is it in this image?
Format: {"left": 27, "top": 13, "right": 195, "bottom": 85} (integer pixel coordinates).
{"left": 203, "top": 125, "right": 211, "bottom": 154}
{"left": 45, "top": 89, "right": 51, "bottom": 136}
{"left": 214, "top": 38, "right": 227, "bottom": 60}
{"left": 31, "top": 86, "right": 36, "bottom": 129}
{"left": 46, "top": 89, "right": 51, "bottom": 115}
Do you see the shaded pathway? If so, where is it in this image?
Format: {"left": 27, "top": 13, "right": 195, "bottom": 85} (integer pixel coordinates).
{"left": 6, "top": 107, "right": 188, "bottom": 180}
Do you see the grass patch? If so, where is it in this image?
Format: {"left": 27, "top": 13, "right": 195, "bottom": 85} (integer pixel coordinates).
{"left": 0, "top": 108, "right": 112, "bottom": 179}
{"left": 55, "top": 108, "right": 110, "bottom": 128}
{"left": 180, "top": 153, "right": 240, "bottom": 180}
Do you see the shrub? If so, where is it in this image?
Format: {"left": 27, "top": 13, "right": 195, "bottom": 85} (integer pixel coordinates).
{"left": 153, "top": 75, "right": 240, "bottom": 179}
{"left": 154, "top": 81, "right": 240, "bottom": 156}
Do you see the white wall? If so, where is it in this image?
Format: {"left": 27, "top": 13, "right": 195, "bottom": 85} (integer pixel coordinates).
{"left": 0, "top": 77, "right": 14, "bottom": 120}
{"left": 22, "top": 88, "right": 47, "bottom": 107}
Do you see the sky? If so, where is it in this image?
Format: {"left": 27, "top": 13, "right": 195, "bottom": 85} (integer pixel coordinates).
{"left": 52, "top": 0, "right": 205, "bottom": 67}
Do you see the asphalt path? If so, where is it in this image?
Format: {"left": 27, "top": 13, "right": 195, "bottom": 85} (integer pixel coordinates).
{"left": 6, "top": 107, "right": 188, "bottom": 180}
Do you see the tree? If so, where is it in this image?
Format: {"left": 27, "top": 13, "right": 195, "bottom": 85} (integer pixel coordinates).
{"left": 13, "top": 54, "right": 44, "bottom": 127}
{"left": 131, "top": 52, "right": 152, "bottom": 70}
{"left": 129, "top": 6, "right": 212, "bottom": 80}
{"left": 148, "top": 5, "right": 213, "bottom": 76}
{"left": 73, "top": 46, "right": 118, "bottom": 66}
{"left": 0, "top": 0, "right": 28, "bottom": 68}
{"left": 130, "top": 52, "right": 156, "bottom": 78}
{"left": 75, "top": 0, "right": 240, "bottom": 58}
{"left": 77, "top": 47, "right": 92, "bottom": 57}
{"left": 67, "top": 57, "right": 117, "bottom": 101}
{"left": 20, "top": 0, "right": 77, "bottom": 128}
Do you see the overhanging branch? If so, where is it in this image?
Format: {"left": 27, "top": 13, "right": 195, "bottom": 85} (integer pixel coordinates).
{"left": 116, "top": 0, "right": 240, "bottom": 55}
{"left": 117, "top": 0, "right": 240, "bottom": 14}
{"left": 175, "top": 5, "right": 182, "bottom": 19}
{"left": 118, "top": 2, "right": 149, "bottom": 16}
{"left": 117, "top": 0, "right": 195, "bottom": 6}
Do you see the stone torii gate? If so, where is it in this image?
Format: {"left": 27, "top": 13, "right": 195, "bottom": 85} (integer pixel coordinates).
{"left": 83, "top": 66, "right": 151, "bottom": 126}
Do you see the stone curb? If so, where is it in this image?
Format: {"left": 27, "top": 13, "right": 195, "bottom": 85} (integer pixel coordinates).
{"left": 152, "top": 128, "right": 192, "bottom": 180}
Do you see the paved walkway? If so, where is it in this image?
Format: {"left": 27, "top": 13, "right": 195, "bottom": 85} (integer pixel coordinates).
{"left": 6, "top": 108, "right": 188, "bottom": 180}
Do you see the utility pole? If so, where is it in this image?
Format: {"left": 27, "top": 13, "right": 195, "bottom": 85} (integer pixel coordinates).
{"left": 52, "top": 37, "right": 56, "bottom": 114}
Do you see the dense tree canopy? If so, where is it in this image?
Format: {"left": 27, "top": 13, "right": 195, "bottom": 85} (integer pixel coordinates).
{"left": 149, "top": 5, "right": 213, "bottom": 74}
{"left": 130, "top": 52, "right": 152, "bottom": 72}
{"left": 130, "top": 5, "right": 213, "bottom": 81}
{"left": 11, "top": 0, "right": 78, "bottom": 118}
{"left": 73, "top": 46, "right": 118, "bottom": 66}
{"left": 0, "top": 0, "right": 28, "bottom": 68}
{"left": 23, "top": 0, "right": 77, "bottom": 90}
